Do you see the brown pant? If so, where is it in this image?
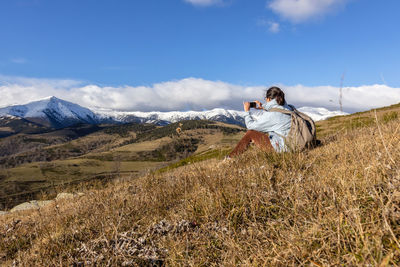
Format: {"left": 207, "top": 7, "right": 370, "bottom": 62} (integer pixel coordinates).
{"left": 229, "top": 130, "right": 274, "bottom": 157}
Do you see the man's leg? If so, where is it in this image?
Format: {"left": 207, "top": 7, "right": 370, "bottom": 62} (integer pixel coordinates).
{"left": 229, "top": 130, "right": 274, "bottom": 157}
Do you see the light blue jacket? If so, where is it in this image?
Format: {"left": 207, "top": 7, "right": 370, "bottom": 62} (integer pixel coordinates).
{"left": 244, "top": 99, "right": 293, "bottom": 152}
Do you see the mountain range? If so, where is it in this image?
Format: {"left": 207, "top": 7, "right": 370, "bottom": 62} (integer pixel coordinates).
{"left": 0, "top": 96, "right": 348, "bottom": 129}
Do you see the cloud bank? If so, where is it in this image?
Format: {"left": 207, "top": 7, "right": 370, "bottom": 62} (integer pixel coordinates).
{"left": 1, "top": 75, "right": 399, "bottom": 113}
{"left": 268, "top": 0, "right": 349, "bottom": 23}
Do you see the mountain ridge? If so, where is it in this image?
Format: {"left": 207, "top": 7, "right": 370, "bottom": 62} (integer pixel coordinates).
{"left": 0, "top": 96, "right": 348, "bottom": 129}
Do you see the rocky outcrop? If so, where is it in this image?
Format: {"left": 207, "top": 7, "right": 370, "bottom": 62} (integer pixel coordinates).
{"left": 10, "top": 200, "right": 54, "bottom": 213}
{"left": 0, "top": 192, "right": 85, "bottom": 215}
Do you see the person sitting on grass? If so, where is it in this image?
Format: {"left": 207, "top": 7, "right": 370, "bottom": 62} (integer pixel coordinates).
{"left": 229, "top": 86, "right": 293, "bottom": 157}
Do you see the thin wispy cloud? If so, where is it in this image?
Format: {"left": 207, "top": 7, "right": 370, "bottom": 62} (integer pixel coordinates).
{"left": 10, "top": 58, "right": 27, "bottom": 64}
{"left": 0, "top": 75, "right": 399, "bottom": 113}
{"left": 268, "top": 0, "right": 349, "bottom": 23}
{"left": 184, "top": 0, "right": 225, "bottom": 7}
{"left": 258, "top": 19, "right": 281, "bottom": 33}
{"left": 0, "top": 74, "right": 82, "bottom": 88}
{"left": 268, "top": 22, "right": 280, "bottom": 33}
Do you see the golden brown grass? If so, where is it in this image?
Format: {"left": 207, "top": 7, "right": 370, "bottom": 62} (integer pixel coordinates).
{"left": 316, "top": 103, "right": 399, "bottom": 138}
{"left": 1, "top": 116, "right": 399, "bottom": 266}
{"left": 0, "top": 124, "right": 242, "bottom": 209}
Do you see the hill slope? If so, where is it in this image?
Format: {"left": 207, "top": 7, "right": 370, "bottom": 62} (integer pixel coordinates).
{"left": 0, "top": 120, "right": 245, "bottom": 209}
{"left": 0, "top": 105, "right": 399, "bottom": 266}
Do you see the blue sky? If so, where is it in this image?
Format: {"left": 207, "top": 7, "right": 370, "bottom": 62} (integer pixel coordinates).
{"left": 0, "top": 0, "right": 400, "bottom": 112}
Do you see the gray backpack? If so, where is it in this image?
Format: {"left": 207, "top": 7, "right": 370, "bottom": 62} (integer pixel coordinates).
{"left": 269, "top": 105, "right": 316, "bottom": 151}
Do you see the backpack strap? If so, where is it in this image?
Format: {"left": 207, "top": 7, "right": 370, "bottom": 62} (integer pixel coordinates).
{"left": 266, "top": 104, "right": 297, "bottom": 114}
{"left": 268, "top": 108, "right": 293, "bottom": 115}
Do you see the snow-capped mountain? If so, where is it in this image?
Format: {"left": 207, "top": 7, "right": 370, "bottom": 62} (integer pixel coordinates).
{"left": 0, "top": 96, "right": 100, "bottom": 128}
{"left": 95, "top": 106, "right": 348, "bottom": 126}
{"left": 297, "top": 107, "right": 347, "bottom": 121}
{"left": 95, "top": 108, "right": 248, "bottom": 126}
{"left": 0, "top": 96, "right": 348, "bottom": 129}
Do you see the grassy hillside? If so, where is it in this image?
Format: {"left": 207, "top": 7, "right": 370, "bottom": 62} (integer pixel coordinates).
{"left": 0, "top": 121, "right": 244, "bottom": 209}
{"left": 0, "top": 123, "right": 152, "bottom": 168}
{"left": 316, "top": 102, "right": 400, "bottom": 138}
{"left": 0, "top": 104, "right": 399, "bottom": 265}
{"left": 0, "top": 116, "right": 51, "bottom": 138}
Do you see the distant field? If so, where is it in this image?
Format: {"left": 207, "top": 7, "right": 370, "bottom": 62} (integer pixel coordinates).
{"left": 0, "top": 127, "right": 13, "bottom": 132}
{"left": 2, "top": 159, "right": 164, "bottom": 183}
{"left": 0, "top": 157, "right": 167, "bottom": 209}
{"left": 112, "top": 136, "right": 172, "bottom": 152}
{"left": 0, "top": 121, "right": 245, "bottom": 208}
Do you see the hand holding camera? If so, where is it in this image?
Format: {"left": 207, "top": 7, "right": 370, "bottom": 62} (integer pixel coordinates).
{"left": 243, "top": 101, "right": 262, "bottom": 111}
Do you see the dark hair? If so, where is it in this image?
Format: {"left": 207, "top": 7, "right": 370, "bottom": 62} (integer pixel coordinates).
{"left": 266, "top": 86, "right": 285, "bottom": 106}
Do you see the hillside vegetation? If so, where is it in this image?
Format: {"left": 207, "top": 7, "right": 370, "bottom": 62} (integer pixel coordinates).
{"left": 316, "top": 102, "right": 400, "bottom": 137}
{"left": 0, "top": 120, "right": 244, "bottom": 209}
{"left": 0, "top": 106, "right": 399, "bottom": 265}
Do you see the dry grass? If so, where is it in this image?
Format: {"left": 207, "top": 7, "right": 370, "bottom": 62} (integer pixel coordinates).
{"left": 1, "top": 116, "right": 399, "bottom": 266}
{"left": 316, "top": 104, "right": 399, "bottom": 138}
{"left": 0, "top": 124, "right": 242, "bottom": 209}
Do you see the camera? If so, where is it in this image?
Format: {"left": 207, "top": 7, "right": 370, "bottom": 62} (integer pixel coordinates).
{"left": 249, "top": 102, "right": 257, "bottom": 108}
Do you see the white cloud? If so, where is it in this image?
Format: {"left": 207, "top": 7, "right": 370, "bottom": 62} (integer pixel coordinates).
{"left": 257, "top": 19, "right": 280, "bottom": 33}
{"left": 282, "top": 84, "right": 400, "bottom": 113}
{"left": 268, "top": 0, "right": 348, "bottom": 23}
{"left": 0, "top": 75, "right": 83, "bottom": 107}
{"left": 268, "top": 22, "right": 280, "bottom": 33}
{"left": 0, "top": 75, "right": 399, "bottom": 113}
{"left": 184, "top": 0, "right": 224, "bottom": 7}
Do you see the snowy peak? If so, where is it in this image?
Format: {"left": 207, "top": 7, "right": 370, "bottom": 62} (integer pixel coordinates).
{"left": 0, "top": 97, "right": 349, "bottom": 129}
{"left": 297, "top": 107, "right": 348, "bottom": 121}
{"left": 0, "top": 96, "right": 99, "bottom": 128}
{"left": 95, "top": 108, "right": 248, "bottom": 126}
{"left": 95, "top": 106, "right": 347, "bottom": 126}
